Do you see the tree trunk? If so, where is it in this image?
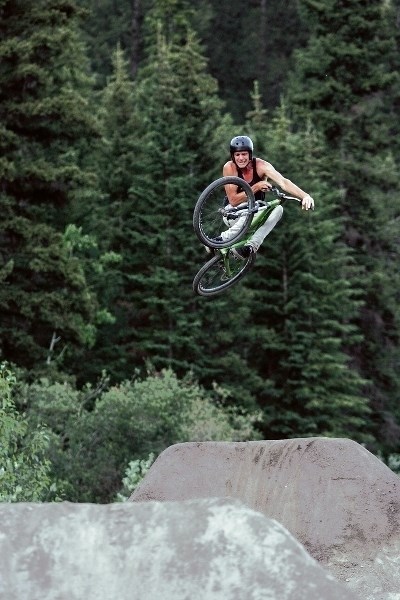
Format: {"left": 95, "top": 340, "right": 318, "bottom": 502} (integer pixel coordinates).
{"left": 259, "top": 0, "right": 267, "bottom": 82}
{"left": 130, "top": 0, "right": 141, "bottom": 77}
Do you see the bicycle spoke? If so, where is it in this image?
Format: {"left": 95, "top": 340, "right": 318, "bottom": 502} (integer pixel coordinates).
{"left": 193, "top": 176, "right": 255, "bottom": 248}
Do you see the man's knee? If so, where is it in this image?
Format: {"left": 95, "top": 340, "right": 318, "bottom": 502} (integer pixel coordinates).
{"left": 269, "top": 205, "right": 283, "bottom": 224}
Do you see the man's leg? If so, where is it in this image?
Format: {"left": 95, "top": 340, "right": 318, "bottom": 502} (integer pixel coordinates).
{"left": 204, "top": 213, "right": 248, "bottom": 253}
{"left": 247, "top": 206, "right": 283, "bottom": 251}
{"left": 219, "top": 214, "right": 248, "bottom": 242}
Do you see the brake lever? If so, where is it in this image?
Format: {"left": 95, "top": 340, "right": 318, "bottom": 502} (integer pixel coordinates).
{"left": 269, "top": 186, "right": 301, "bottom": 204}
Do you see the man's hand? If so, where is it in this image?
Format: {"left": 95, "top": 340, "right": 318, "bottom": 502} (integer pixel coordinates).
{"left": 302, "top": 194, "right": 314, "bottom": 211}
{"left": 256, "top": 181, "right": 272, "bottom": 193}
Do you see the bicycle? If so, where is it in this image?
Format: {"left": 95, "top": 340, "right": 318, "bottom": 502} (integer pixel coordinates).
{"left": 192, "top": 176, "right": 302, "bottom": 297}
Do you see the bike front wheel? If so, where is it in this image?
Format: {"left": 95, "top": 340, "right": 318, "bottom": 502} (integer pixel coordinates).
{"left": 193, "top": 250, "right": 256, "bottom": 297}
{"left": 193, "top": 176, "right": 255, "bottom": 249}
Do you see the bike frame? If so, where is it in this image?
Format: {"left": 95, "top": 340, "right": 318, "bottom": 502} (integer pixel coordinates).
{"left": 225, "top": 197, "right": 281, "bottom": 248}
{"left": 216, "top": 198, "right": 281, "bottom": 275}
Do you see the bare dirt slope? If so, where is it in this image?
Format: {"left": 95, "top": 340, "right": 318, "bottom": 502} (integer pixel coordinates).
{"left": 130, "top": 437, "right": 400, "bottom": 600}
{"left": 0, "top": 498, "right": 358, "bottom": 600}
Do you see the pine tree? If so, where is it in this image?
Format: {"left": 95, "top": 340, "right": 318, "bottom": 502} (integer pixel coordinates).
{"left": 72, "top": 45, "right": 141, "bottom": 382}
{"left": 82, "top": 5, "right": 268, "bottom": 408}
{"left": 79, "top": 0, "right": 309, "bottom": 121}
{"left": 242, "top": 101, "right": 372, "bottom": 443}
{"left": 0, "top": 0, "right": 102, "bottom": 373}
{"left": 285, "top": 0, "right": 400, "bottom": 453}
{"left": 79, "top": 0, "right": 138, "bottom": 84}
{"left": 195, "top": 0, "right": 307, "bottom": 121}
{"left": 124, "top": 29, "right": 236, "bottom": 378}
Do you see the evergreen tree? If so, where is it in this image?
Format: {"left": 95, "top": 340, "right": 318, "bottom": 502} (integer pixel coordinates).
{"left": 73, "top": 3, "right": 267, "bottom": 414}
{"left": 73, "top": 45, "right": 139, "bottom": 382}
{"left": 80, "top": 8, "right": 262, "bottom": 394}
{"left": 195, "top": 0, "right": 308, "bottom": 121}
{"left": 80, "top": 0, "right": 213, "bottom": 84}
{"left": 0, "top": 0, "right": 103, "bottom": 373}
{"left": 127, "top": 20, "right": 279, "bottom": 406}
{"left": 285, "top": 0, "right": 400, "bottom": 453}
{"left": 80, "top": 0, "right": 138, "bottom": 84}
{"left": 242, "top": 100, "right": 372, "bottom": 443}
{"left": 79, "top": 0, "right": 309, "bottom": 120}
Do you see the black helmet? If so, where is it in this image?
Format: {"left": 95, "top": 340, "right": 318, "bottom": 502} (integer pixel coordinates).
{"left": 230, "top": 135, "right": 254, "bottom": 161}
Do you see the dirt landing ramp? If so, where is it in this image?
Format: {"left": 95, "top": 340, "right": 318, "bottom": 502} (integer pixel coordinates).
{"left": 130, "top": 437, "right": 400, "bottom": 600}
{"left": 0, "top": 498, "right": 357, "bottom": 600}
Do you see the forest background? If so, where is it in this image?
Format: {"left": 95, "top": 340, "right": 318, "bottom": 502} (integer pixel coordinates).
{"left": 1, "top": 0, "right": 400, "bottom": 503}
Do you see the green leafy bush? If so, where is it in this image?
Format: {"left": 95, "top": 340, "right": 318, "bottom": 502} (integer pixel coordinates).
{"left": 115, "top": 453, "right": 155, "bottom": 502}
{"left": 0, "top": 363, "right": 56, "bottom": 502}
{"left": 18, "top": 368, "right": 261, "bottom": 502}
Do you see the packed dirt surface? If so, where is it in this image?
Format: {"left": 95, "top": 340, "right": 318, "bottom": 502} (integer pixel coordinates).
{"left": 130, "top": 437, "right": 400, "bottom": 599}
{"left": 0, "top": 498, "right": 358, "bottom": 600}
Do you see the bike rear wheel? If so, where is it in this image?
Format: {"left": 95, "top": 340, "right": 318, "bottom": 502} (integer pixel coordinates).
{"left": 193, "top": 176, "right": 255, "bottom": 249}
{"left": 193, "top": 250, "right": 256, "bottom": 297}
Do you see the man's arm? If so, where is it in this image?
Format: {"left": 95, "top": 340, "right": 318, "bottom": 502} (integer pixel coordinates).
{"left": 262, "top": 161, "right": 314, "bottom": 211}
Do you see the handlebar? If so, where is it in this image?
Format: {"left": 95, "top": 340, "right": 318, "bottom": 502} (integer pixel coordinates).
{"left": 269, "top": 186, "right": 302, "bottom": 203}
{"left": 218, "top": 187, "right": 301, "bottom": 219}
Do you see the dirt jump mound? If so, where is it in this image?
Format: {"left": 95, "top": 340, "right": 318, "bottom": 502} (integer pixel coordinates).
{"left": 130, "top": 437, "right": 400, "bottom": 600}
{"left": 0, "top": 498, "right": 358, "bottom": 600}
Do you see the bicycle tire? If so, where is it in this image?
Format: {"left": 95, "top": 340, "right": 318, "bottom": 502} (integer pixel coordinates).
{"left": 193, "top": 176, "right": 255, "bottom": 249}
{"left": 193, "top": 250, "right": 256, "bottom": 297}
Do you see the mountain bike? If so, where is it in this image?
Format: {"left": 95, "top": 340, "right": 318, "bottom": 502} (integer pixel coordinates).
{"left": 192, "top": 176, "right": 301, "bottom": 297}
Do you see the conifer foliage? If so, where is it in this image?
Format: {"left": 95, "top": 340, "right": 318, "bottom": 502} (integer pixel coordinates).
{"left": 90, "top": 7, "right": 238, "bottom": 381}
{"left": 286, "top": 0, "right": 400, "bottom": 451}
{"left": 0, "top": 0, "right": 101, "bottom": 370}
{"left": 243, "top": 105, "right": 371, "bottom": 442}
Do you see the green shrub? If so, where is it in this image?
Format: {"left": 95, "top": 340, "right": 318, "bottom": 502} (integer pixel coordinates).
{"left": 17, "top": 368, "right": 261, "bottom": 502}
{"left": 0, "top": 363, "right": 57, "bottom": 502}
